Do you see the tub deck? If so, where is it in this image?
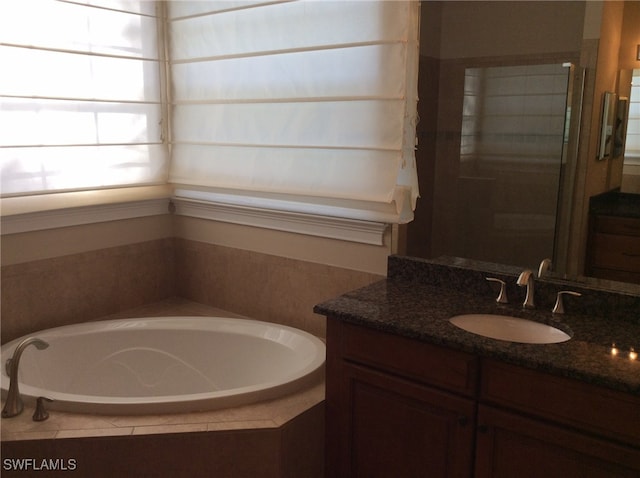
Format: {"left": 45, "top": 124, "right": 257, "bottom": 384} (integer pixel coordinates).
{"left": 1, "top": 299, "right": 325, "bottom": 478}
{"left": 1, "top": 298, "right": 324, "bottom": 442}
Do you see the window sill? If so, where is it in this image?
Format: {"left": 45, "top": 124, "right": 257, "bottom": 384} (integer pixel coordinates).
{"left": 1, "top": 185, "right": 172, "bottom": 235}
{"left": 623, "top": 153, "right": 640, "bottom": 166}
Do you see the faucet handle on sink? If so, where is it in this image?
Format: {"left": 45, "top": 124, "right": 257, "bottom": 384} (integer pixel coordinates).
{"left": 486, "top": 277, "right": 508, "bottom": 304}
{"left": 553, "top": 290, "right": 582, "bottom": 314}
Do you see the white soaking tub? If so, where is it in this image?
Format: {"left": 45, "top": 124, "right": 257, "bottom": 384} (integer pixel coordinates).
{"left": 0, "top": 317, "right": 325, "bottom": 415}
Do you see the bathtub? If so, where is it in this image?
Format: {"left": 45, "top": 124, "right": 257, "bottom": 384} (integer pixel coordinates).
{"left": 0, "top": 316, "right": 325, "bottom": 415}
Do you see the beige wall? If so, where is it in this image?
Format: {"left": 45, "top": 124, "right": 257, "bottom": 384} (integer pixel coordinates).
{"left": 0, "top": 215, "right": 173, "bottom": 266}
{"left": 173, "top": 215, "right": 391, "bottom": 276}
{"left": 433, "top": 1, "right": 585, "bottom": 60}
{"left": 618, "top": 1, "right": 640, "bottom": 72}
{"left": 1, "top": 213, "right": 386, "bottom": 343}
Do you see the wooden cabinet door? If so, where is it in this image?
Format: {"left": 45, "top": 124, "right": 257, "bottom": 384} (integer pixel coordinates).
{"left": 586, "top": 214, "right": 640, "bottom": 283}
{"left": 475, "top": 405, "right": 640, "bottom": 478}
{"left": 327, "top": 362, "right": 475, "bottom": 478}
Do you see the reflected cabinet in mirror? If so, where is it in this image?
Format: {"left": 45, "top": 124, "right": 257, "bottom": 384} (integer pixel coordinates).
{"left": 406, "top": 1, "right": 640, "bottom": 291}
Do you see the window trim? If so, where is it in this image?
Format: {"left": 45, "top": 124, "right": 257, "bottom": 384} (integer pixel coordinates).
{"left": 1, "top": 184, "right": 390, "bottom": 245}
{"left": 172, "top": 190, "right": 389, "bottom": 246}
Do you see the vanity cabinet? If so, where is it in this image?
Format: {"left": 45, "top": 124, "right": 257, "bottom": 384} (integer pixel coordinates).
{"left": 586, "top": 214, "right": 640, "bottom": 284}
{"left": 474, "top": 405, "right": 639, "bottom": 477}
{"left": 325, "top": 319, "right": 640, "bottom": 478}
{"left": 476, "top": 360, "right": 640, "bottom": 477}
{"left": 334, "top": 362, "right": 476, "bottom": 478}
{"left": 325, "top": 320, "right": 478, "bottom": 478}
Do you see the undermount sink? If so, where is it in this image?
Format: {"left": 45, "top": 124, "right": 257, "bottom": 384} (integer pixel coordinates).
{"left": 449, "top": 314, "right": 571, "bottom": 344}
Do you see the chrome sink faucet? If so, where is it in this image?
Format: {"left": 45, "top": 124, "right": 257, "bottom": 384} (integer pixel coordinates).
{"left": 516, "top": 269, "right": 536, "bottom": 309}
{"left": 538, "top": 258, "right": 552, "bottom": 278}
{"left": 2, "top": 337, "right": 49, "bottom": 418}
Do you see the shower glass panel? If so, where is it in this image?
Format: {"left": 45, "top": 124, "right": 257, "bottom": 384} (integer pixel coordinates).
{"left": 441, "top": 63, "right": 572, "bottom": 268}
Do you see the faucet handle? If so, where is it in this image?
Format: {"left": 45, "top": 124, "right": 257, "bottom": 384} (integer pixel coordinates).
{"left": 486, "top": 277, "right": 508, "bottom": 304}
{"left": 33, "top": 397, "right": 53, "bottom": 422}
{"left": 553, "top": 290, "right": 582, "bottom": 314}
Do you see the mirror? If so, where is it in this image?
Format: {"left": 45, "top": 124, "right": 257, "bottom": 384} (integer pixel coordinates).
{"left": 621, "top": 69, "right": 640, "bottom": 193}
{"left": 614, "top": 96, "right": 629, "bottom": 159}
{"left": 598, "top": 92, "right": 617, "bottom": 160}
{"left": 407, "top": 1, "right": 640, "bottom": 292}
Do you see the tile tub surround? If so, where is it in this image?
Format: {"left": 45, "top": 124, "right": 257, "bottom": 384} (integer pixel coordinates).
{"left": 314, "top": 256, "right": 640, "bottom": 395}
{"left": 173, "top": 238, "right": 383, "bottom": 339}
{"left": 1, "top": 299, "right": 325, "bottom": 478}
{"left": 1, "top": 237, "right": 382, "bottom": 344}
{"left": 1, "top": 238, "right": 176, "bottom": 344}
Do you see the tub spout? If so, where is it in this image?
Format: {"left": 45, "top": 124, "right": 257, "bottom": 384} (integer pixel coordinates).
{"left": 2, "top": 337, "right": 49, "bottom": 418}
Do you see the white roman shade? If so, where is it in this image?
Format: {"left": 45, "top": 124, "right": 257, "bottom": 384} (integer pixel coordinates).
{"left": 168, "top": 0, "right": 420, "bottom": 223}
{"left": 0, "top": 0, "right": 169, "bottom": 196}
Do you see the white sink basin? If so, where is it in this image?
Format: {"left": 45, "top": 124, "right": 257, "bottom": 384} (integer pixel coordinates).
{"left": 449, "top": 314, "right": 571, "bottom": 344}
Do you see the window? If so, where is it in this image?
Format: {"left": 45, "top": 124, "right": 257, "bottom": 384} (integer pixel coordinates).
{"left": 0, "top": 0, "right": 169, "bottom": 196}
{"left": 624, "top": 69, "right": 640, "bottom": 162}
{"left": 1, "top": 0, "right": 419, "bottom": 225}
{"left": 168, "top": 0, "right": 420, "bottom": 223}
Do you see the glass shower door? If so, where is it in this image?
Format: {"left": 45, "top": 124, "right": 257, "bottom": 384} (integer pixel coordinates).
{"left": 436, "top": 63, "right": 573, "bottom": 269}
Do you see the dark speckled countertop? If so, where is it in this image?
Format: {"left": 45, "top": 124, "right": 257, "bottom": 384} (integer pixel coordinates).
{"left": 589, "top": 189, "right": 640, "bottom": 218}
{"left": 314, "top": 256, "right": 640, "bottom": 396}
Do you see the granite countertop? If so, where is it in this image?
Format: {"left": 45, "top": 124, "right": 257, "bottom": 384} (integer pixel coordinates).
{"left": 314, "top": 260, "right": 640, "bottom": 396}
{"left": 589, "top": 189, "right": 640, "bottom": 219}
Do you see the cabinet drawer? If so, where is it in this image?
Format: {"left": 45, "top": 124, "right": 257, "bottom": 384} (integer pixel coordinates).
{"left": 591, "top": 233, "right": 640, "bottom": 272}
{"left": 480, "top": 359, "right": 640, "bottom": 447}
{"left": 593, "top": 215, "right": 640, "bottom": 236}
{"left": 336, "top": 321, "right": 479, "bottom": 397}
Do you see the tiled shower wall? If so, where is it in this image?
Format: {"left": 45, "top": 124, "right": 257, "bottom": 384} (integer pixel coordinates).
{"left": 1, "top": 236, "right": 382, "bottom": 343}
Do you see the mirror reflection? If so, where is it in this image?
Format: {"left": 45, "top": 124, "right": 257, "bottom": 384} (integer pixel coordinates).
{"left": 598, "top": 91, "right": 617, "bottom": 161}
{"left": 437, "top": 63, "right": 573, "bottom": 267}
{"left": 621, "top": 69, "right": 640, "bottom": 192}
{"left": 407, "top": 1, "right": 640, "bottom": 290}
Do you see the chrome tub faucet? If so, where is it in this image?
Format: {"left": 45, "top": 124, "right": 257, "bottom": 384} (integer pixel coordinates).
{"left": 2, "top": 337, "right": 49, "bottom": 418}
